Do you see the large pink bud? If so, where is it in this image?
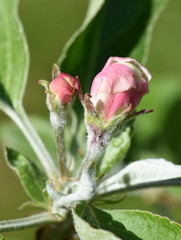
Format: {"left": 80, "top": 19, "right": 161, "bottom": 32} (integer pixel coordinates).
{"left": 90, "top": 57, "right": 151, "bottom": 121}
{"left": 49, "top": 72, "right": 79, "bottom": 105}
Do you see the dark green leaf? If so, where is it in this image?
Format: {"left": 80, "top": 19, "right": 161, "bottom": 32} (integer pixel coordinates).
{"left": 58, "top": 0, "right": 168, "bottom": 94}
{"left": 6, "top": 148, "right": 47, "bottom": 202}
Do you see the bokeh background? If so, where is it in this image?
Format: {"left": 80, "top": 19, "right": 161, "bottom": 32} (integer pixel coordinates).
{"left": 0, "top": 0, "right": 181, "bottom": 239}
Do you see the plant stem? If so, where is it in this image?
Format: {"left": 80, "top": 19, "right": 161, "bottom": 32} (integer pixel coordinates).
{"left": 55, "top": 126, "right": 67, "bottom": 179}
{"left": 79, "top": 126, "right": 109, "bottom": 177}
{"left": 49, "top": 111, "right": 67, "bottom": 180}
{"left": 47, "top": 137, "right": 107, "bottom": 209}
{"left": 0, "top": 212, "right": 60, "bottom": 233}
{"left": 46, "top": 126, "right": 111, "bottom": 209}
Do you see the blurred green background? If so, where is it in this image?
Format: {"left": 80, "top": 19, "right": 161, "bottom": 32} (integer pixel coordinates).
{"left": 0, "top": 0, "right": 181, "bottom": 239}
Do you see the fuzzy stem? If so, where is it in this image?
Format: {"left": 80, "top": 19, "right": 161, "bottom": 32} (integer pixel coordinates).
{"left": 50, "top": 111, "right": 67, "bottom": 180}
{"left": 46, "top": 126, "right": 111, "bottom": 209}
{"left": 46, "top": 146, "right": 99, "bottom": 209}
{"left": 0, "top": 212, "right": 60, "bottom": 233}
{"left": 55, "top": 126, "right": 67, "bottom": 178}
{"left": 79, "top": 125, "right": 109, "bottom": 177}
{"left": 47, "top": 131, "right": 109, "bottom": 209}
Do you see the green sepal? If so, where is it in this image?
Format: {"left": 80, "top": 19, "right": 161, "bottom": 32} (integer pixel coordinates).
{"left": 37, "top": 79, "right": 49, "bottom": 90}
{"left": 85, "top": 109, "right": 103, "bottom": 130}
{"left": 6, "top": 148, "right": 48, "bottom": 203}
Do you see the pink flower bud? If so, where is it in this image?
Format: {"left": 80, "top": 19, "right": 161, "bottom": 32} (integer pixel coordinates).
{"left": 90, "top": 57, "right": 151, "bottom": 121}
{"left": 49, "top": 72, "right": 79, "bottom": 105}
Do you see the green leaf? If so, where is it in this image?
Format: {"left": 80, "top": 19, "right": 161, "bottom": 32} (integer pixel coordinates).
{"left": 0, "top": 115, "right": 84, "bottom": 178}
{"left": 97, "top": 127, "right": 131, "bottom": 177}
{"left": 103, "top": 209, "right": 181, "bottom": 240}
{"left": 6, "top": 148, "right": 47, "bottom": 202}
{"left": 0, "top": 0, "right": 58, "bottom": 180}
{"left": 131, "top": 74, "right": 181, "bottom": 164}
{"left": 58, "top": 0, "right": 168, "bottom": 94}
{"left": 0, "top": 0, "right": 29, "bottom": 109}
{"left": 75, "top": 204, "right": 141, "bottom": 240}
{"left": 72, "top": 207, "right": 121, "bottom": 240}
{"left": 96, "top": 159, "right": 181, "bottom": 196}
{"left": 0, "top": 119, "right": 40, "bottom": 168}
{"left": 130, "top": 0, "right": 169, "bottom": 64}
{"left": 0, "top": 236, "right": 6, "bottom": 240}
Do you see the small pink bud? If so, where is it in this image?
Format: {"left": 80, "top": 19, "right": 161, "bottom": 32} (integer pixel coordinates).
{"left": 90, "top": 57, "right": 151, "bottom": 121}
{"left": 49, "top": 72, "right": 79, "bottom": 105}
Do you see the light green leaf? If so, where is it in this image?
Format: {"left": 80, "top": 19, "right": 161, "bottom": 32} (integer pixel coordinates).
{"left": 96, "top": 159, "right": 181, "bottom": 196}
{"left": 0, "top": 236, "right": 6, "bottom": 240}
{"left": 103, "top": 209, "right": 181, "bottom": 240}
{"left": 97, "top": 127, "right": 131, "bottom": 177}
{"left": 0, "top": 119, "right": 41, "bottom": 168}
{"left": 58, "top": 0, "right": 168, "bottom": 95}
{"left": 0, "top": 0, "right": 58, "bottom": 180}
{"left": 72, "top": 207, "right": 121, "bottom": 240}
{"left": 6, "top": 148, "right": 47, "bottom": 202}
{"left": 0, "top": 0, "right": 29, "bottom": 109}
{"left": 75, "top": 204, "right": 142, "bottom": 240}
{"left": 0, "top": 115, "right": 85, "bottom": 178}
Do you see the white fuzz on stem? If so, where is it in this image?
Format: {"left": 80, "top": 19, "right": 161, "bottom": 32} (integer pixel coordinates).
{"left": 46, "top": 126, "right": 110, "bottom": 209}
{"left": 46, "top": 94, "right": 67, "bottom": 180}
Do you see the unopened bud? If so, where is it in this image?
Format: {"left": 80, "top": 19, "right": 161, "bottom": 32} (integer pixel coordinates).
{"left": 49, "top": 72, "right": 79, "bottom": 106}
{"left": 90, "top": 57, "right": 151, "bottom": 121}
